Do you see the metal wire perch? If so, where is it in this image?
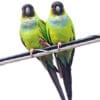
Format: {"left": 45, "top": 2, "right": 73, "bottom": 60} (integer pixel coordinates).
{"left": 0, "top": 34, "right": 100, "bottom": 65}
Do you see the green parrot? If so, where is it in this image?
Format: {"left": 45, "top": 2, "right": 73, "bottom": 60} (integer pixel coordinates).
{"left": 20, "top": 4, "right": 66, "bottom": 100}
{"left": 46, "top": 1, "right": 75, "bottom": 100}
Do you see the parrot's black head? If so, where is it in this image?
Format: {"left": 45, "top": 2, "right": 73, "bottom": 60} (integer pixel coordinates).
{"left": 51, "top": 1, "right": 64, "bottom": 15}
{"left": 22, "top": 4, "right": 35, "bottom": 17}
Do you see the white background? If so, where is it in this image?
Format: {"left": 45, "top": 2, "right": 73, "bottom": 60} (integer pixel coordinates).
{"left": 0, "top": 0, "right": 100, "bottom": 100}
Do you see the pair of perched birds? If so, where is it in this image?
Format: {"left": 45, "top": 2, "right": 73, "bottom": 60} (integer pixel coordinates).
{"left": 20, "top": 1, "right": 75, "bottom": 100}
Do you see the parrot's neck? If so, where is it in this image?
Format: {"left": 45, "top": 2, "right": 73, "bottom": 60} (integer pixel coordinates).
{"left": 48, "top": 15, "right": 68, "bottom": 27}
{"left": 21, "top": 18, "right": 38, "bottom": 30}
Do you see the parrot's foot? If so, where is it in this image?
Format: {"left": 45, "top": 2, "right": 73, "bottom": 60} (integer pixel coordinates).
{"left": 29, "top": 49, "right": 35, "bottom": 57}
{"left": 39, "top": 38, "right": 50, "bottom": 47}
{"left": 57, "top": 42, "right": 62, "bottom": 49}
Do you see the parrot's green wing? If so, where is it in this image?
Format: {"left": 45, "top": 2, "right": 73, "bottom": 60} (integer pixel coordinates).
{"left": 70, "top": 26, "right": 75, "bottom": 66}
{"left": 46, "top": 23, "right": 53, "bottom": 45}
{"left": 70, "top": 18, "right": 75, "bottom": 40}
{"left": 37, "top": 19, "right": 49, "bottom": 41}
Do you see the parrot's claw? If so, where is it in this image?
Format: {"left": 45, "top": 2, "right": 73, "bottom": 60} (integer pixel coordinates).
{"left": 39, "top": 38, "right": 50, "bottom": 47}
{"left": 29, "top": 49, "right": 35, "bottom": 57}
{"left": 57, "top": 42, "right": 62, "bottom": 49}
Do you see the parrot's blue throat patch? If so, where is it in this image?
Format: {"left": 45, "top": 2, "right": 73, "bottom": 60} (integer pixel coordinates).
{"left": 21, "top": 18, "right": 37, "bottom": 30}
{"left": 49, "top": 15, "right": 68, "bottom": 27}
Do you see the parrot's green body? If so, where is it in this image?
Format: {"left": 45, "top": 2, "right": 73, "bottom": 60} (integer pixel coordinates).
{"left": 20, "top": 4, "right": 66, "bottom": 100}
{"left": 20, "top": 17, "right": 45, "bottom": 49}
{"left": 46, "top": 15, "right": 75, "bottom": 44}
{"left": 46, "top": 1, "right": 75, "bottom": 100}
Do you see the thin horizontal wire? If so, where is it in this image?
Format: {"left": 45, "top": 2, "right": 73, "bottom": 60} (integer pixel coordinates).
{"left": 0, "top": 34, "right": 100, "bottom": 65}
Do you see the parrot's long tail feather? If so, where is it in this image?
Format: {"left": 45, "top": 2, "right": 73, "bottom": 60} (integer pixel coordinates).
{"left": 47, "top": 65, "right": 66, "bottom": 100}
{"left": 55, "top": 57, "right": 72, "bottom": 100}
{"left": 38, "top": 56, "right": 66, "bottom": 100}
{"left": 55, "top": 49, "right": 75, "bottom": 100}
{"left": 62, "top": 65, "right": 72, "bottom": 100}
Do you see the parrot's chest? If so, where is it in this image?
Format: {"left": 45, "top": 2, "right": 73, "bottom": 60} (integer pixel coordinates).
{"left": 21, "top": 19, "right": 37, "bottom": 31}
{"left": 21, "top": 28, "right": 42, "bottom": 49}
{"left": 48, "top": 16, "right": 70, "bottom": 44}
{"left": 50, "top": 28, "right": 70, "bottom": 44}
{"left": 49, "top": 15, "right": 68, "bottom": 27}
